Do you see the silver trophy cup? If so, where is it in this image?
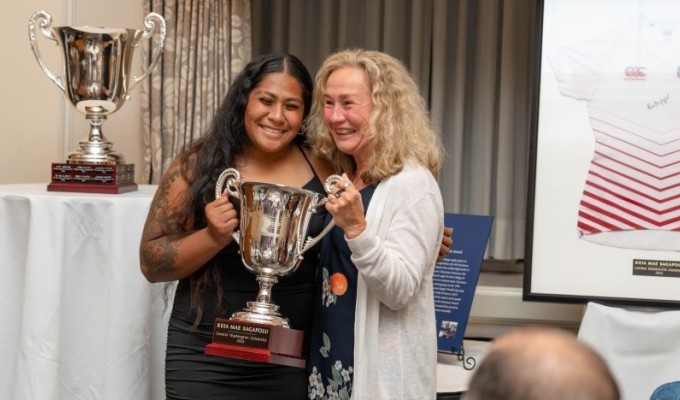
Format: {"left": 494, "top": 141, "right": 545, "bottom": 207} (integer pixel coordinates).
{"left": 29, "top": 10, "right": 166, "bottom": 164}
{"left": 216, "top": 168, "right": 342, "bottom": 327}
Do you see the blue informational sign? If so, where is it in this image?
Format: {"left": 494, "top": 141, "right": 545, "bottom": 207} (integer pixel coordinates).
{"left": 434, "top": 213, "right": 494, "bottom": 354}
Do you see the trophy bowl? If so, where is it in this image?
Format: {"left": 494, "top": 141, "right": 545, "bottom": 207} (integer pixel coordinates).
{"left": 215, "top": 168, "right": 342, "bottom": 327}
{"left": 28, "top": 10, "right": 166, "bottom": 165}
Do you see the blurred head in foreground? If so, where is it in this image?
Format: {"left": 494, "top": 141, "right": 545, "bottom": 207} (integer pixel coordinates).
{"left": 462, "top": 327, "right": 620, "bottom": 400}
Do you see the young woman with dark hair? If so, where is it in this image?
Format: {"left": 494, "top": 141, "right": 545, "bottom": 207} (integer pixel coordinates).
{"left": 139, "top": 52, "right": 332, "bottom": 399}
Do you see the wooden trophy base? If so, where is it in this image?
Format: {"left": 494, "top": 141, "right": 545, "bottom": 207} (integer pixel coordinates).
{"left": 47, "top": 163, "right": 137, "bottom": 194}
{"left": 205, "top": 318, "right": 306, "bottom": 369}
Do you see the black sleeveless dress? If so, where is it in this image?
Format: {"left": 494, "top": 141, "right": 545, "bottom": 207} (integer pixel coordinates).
{"left": 165, "top": 156, "right": 327, "bottom": 400}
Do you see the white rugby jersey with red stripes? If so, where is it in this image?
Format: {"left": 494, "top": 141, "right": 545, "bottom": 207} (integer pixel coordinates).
{"left": 550, "top": 16, "right": 680, "bottom": 251}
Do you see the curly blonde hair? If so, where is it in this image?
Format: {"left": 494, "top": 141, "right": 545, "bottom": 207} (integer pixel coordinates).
{"left": 306, "top": 48, "right": 444, "bottom": 183}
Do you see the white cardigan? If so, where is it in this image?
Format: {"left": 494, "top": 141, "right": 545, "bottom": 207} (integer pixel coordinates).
{"left": 347, "top": 161, "right": 444, "bottom": 399}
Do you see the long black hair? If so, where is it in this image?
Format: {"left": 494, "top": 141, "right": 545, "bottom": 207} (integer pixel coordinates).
{"left": 177, "top": 53, "right": 314, "bottom": 323}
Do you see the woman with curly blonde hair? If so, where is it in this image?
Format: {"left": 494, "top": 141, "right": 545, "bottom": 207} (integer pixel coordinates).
{"left": 307, "top": 49, "right": 443, "bottom": 183}
{"left": 306, "top": 48, "right": 445, "bottom": 400}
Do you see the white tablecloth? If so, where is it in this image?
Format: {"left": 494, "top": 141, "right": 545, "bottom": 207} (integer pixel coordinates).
{"left": 0, "top": 184, "right": 168, "bottom": 400}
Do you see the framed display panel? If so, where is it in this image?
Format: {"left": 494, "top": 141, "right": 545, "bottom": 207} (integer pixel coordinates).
{"left": 524, "top": 0, "right": 680, "bottom": 306}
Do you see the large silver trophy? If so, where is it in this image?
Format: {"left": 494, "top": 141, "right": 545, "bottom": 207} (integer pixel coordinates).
{"left": 205, "top": 168, "right": 342, "bottom": 368}
{"left": 28, "top": 10, "right": 166, "bottom": 193}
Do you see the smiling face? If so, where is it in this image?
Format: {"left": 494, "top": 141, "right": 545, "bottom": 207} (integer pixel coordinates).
{"left": 244, "top": 72, "right": 305, "bottom": 154}
{"left": 322, "top": 66, "right": 374, "bottom": 165}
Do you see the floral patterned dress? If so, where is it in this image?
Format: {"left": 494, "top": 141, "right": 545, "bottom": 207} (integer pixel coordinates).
{"left": 307, "top": 185, "right": 376, "bottom": 400}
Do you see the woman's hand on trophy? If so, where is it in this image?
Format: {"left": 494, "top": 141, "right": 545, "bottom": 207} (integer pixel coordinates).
{"left": 326, "top": 173, "right": 366, "bottom": 239}
{"left": 205, "top": 192, "right": 239, "bottom": 246}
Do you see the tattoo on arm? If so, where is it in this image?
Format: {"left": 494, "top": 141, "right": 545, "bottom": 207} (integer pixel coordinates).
{"left": 141, "top": 165, "right": 193, "bottom": 276}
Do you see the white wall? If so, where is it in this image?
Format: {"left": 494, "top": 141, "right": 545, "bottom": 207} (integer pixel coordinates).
{"left": 1, "top": 0, "right": 146, "bottom": 184}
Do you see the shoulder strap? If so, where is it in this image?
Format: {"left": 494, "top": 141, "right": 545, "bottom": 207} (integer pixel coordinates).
{"left": 298, "top": 144, "right": 321, "bottom": 180}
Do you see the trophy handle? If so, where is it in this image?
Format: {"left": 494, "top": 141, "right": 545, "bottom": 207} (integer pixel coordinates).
{"left": 215, "top": 168, "right": 241, "bottom": 199}
{"left": 215, "top": 168, "right": 241, "bottom": 244}
{"left": 28, "top": 10, "right": 65, "bottom": 93}
{"left": 322, "top": 174, "right": 344, "bottom": 195}
{"left": 129, "top": 12, "right": 166, "bottom": 92}
{"left": 301, "top": 218, "right": 336, "bottom": 253}
{"left": 299, "top": 174, "right": 344, "bottom": 253}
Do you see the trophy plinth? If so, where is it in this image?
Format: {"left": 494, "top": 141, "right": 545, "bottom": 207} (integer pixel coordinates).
{"left": 48, "top": 162, "right": 137, "bottom": 194}
{"left": 205, "top": 318, "right": 306, "bottom": 369}
{"left": 204, "top": 168, "right": 342, "bottom": 368}
{"left": 29, "top": 10, "right": 166, "bottom": 194}
{"left": 46, "top": 128, "right": 137, "bottom": 194}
